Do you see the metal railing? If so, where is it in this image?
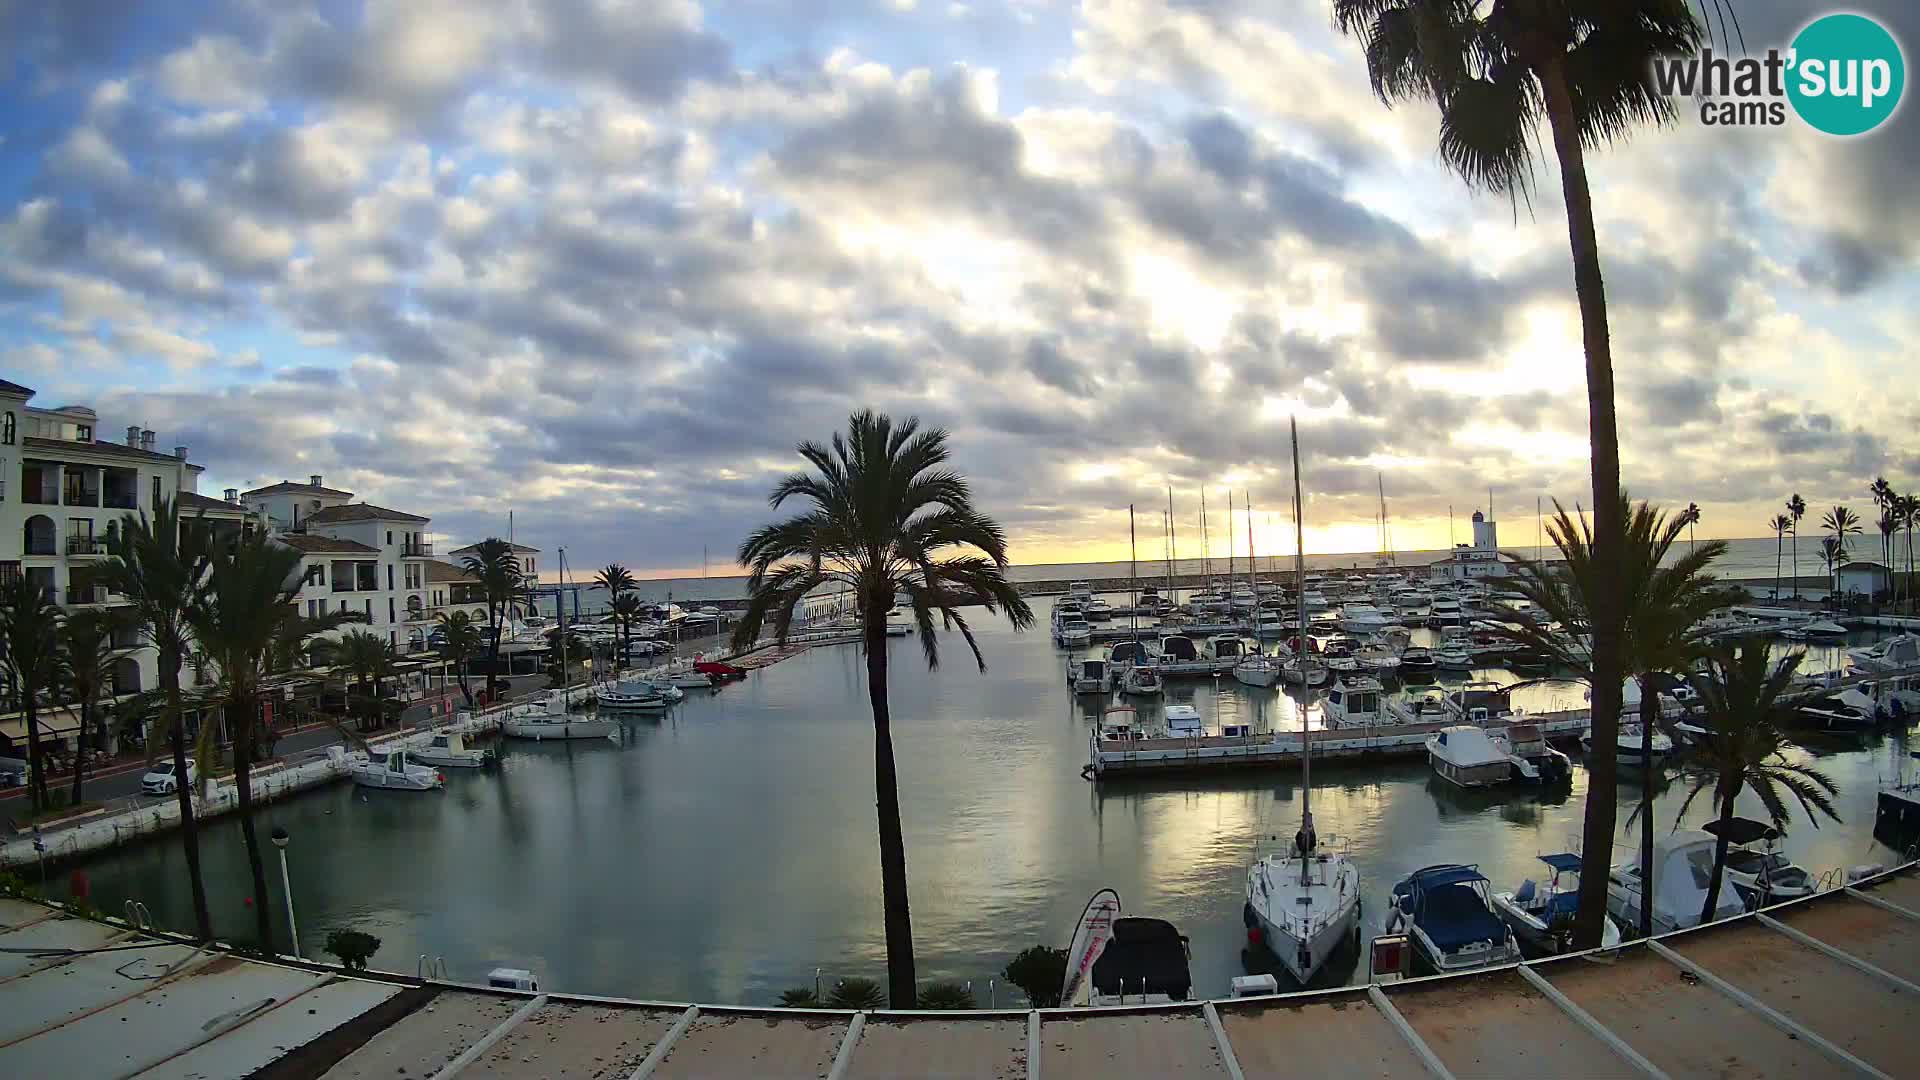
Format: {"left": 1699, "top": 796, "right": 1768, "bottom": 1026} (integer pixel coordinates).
{"left": 65, "top": 535, "right": 104, "bottom": 556}
{"left": 64, "top": 490, "right": 100, "bottom": 507}
{"left": 402, "top": 541, "right": 433, "bottom": 557}
{"left": 66, "top": 586, "right": 109, "bottom": 605}
{"left": 103, "top": 493, "right": 137, "bottom": 509}
{"left": 21, "top": 489, "right": 59, "bottom": 505}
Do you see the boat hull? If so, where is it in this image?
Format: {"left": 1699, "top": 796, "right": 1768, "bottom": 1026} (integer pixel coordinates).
{"left": 502, "top": 718, "right": 618, "bottom": 740}
{"left": 1428, "top": 752, "right": 1510, "bottom": 789}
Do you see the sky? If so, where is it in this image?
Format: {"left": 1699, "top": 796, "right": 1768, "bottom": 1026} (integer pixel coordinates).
{"left": 1, "top": 1, "right": 1916, "bottom": 578}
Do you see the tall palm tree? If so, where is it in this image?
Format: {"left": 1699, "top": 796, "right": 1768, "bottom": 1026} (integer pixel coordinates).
{"left": 609, "top": 593, "right": 644, "bottom": 671}
{"left": 56, "top": 608, "right": 130, "bottom": 807}
{"left": 1497, "top": 492, "right": 1732, "bottom": 937}
{"left": 1787, "top": 494, "right": 1807, "bottom": 599}
{"left": 100, "top": 498, "right": 215, "bottom": 941}
{"left": 730, "top": 410, "right": 1034, "bottom": 1005}
{"left": 1900, "top": 493, "right": 1920, "bottom": 612}
{"left": 435, "top": 611, "right": 484, "bottom": 706}
{"left": 0, "top": 576, "right": 63, "bottom": 811}
{"left": 595, "top": 564, "right": 637, "bottom": 669}
{"left": 1331, "top": 1, "right": 1705, "bottom": 946}
{"left": 1767, "top": 513, "right": 1792, "bottom": 603}
{"left": 1869, "top": 475, "right": 1896, "bottom": 570}
{"left": 1877, "top": 507, "right": 1900, "bottom": 604}
{"left": 460, "top": 539, "right": 526, "bottom": 696}
{"left": 1682, "top": 502, "right": 1701, "bottom": 556}
{"left": 188, "top": 532, "right": 360, "bottom": 952}
{"left": 1680, "top": 640, "right": 1839, "bottom": 922}
{"left": 1822, "top": 506, "right": 1862, "bottom": 597}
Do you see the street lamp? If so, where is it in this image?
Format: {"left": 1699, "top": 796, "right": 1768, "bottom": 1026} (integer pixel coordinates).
{"left": 270, "top": 826, "right": 300, "bottom": 959}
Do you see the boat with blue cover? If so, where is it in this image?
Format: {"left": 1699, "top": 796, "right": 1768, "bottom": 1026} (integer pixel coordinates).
{"left": 1383, "top": 864, "right": 1520, "bottom": 975}
{"left": 1489, "top": 854, "right": 1621, "bottom": 956}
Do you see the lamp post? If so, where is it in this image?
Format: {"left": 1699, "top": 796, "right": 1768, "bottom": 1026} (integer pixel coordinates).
{"left": 271, "top": 826, "right": 300, "bottom": 958}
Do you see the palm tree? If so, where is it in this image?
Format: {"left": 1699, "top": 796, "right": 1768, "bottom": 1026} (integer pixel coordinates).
{"left": 56, "top": 608, "right": 130, "bottom": 807}
{"left": 1682, "top": 502, "right": 1701, "bottom": 556}
{"left": 1870, "top": 476, "right": 1896, "bottom": 571}
{"left": 1498, "top": 492, "right": 1732, "bottom": 937}
{"left": 1680, "top": 640, "right": 1839, "bottom": 922}
{"left": 435, "top": 611, "right": 484, "bottom": 706}
{"left": 1900, "top": 493, "right": 1920, "bottom": 612}
{"left": 1787, "top": 494, "right": 1807, "bottom": 599}
{"left": 1822, "top": 506, "right": 1862, "bottom": 598}
{"left": 1877, "top": 507, "right": 1900, "bottom": 604}
{"left": 335, "top": 629, "right": 399, "bottom": 730}
{"left": 187, "top": 532, "right": 357, "bottom": 952}
{"left": 1767, "top": 513, "right": 1792, "bottom": 603}
{"left": 609, "top": 593, "right": 644, "bottom": 670}
{"left": 595, "top": 564, "right": 637, "bottom": 669}
{"left": 730, "top": 410, "right": 1034, "bottom": 1005}
{"left": 100, "top": 498, "right": 215, "bottom": 941}
{"left": 460, "top": 539, "right": 526, "bottom": 696}
{"left": 0, "top": 576, "right": 63, "bottom": 811}
{"left": 1331, "top": 0, "right": 1705, "bottom": 947}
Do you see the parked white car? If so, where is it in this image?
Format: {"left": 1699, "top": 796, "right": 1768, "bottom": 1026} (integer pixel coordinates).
{"left": 141, "top": 759, "right": 197, "bottom": 796}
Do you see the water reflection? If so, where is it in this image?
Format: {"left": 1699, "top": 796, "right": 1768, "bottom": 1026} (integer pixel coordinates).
{"left": 70, "top": 605, "right": 1909, "bottom": 1005}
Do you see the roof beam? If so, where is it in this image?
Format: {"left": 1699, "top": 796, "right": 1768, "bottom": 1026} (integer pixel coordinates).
{"left": 1646, "top": 940, "right": 1890, "bottom": 1079}
{"left": 1368, "top": 985, "right": 1454, "bottom": 1079}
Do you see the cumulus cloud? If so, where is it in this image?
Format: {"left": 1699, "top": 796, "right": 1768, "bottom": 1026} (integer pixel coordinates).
{"left": 0, "top": 0, "right": 1912, "bottom": 569}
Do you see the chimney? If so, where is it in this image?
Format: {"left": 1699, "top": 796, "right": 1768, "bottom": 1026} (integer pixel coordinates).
{"left": 174, "top": 446, "right": 188, "bottom": 461}
{"left": 309, "top": 473, "right": 323, "bottom": 487}
{"left": 140, "top": 429, "right": 155, "bottom": 452}
{"left": 224, "top": 488, "right": 238, "bottom": 503}
{"left": 125, "top": 425, "right": 140, "bottom": 446}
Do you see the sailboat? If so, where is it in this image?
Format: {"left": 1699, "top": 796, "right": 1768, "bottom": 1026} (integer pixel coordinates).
{"left": 1245, "top": 420, "right": 1361, "bottom": 985}
{"left": 1119, "top": 505, "right": 1162, "bottom": 697}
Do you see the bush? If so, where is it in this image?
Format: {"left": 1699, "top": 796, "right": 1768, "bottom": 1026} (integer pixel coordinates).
{"left": 916, "top": 981, "right": 975, "bottom": 1010}
{"left": 323, "top": 928, "right": 382, "bottom": 971}
{"left": 826, "top": 976, "right": 886, "bottom": 1009}
{"left": 777, "top": 987, "right": 820, "bottom": 1007}
{"left": 1003, "top": 946, "right": 1067, "bottom": 1008}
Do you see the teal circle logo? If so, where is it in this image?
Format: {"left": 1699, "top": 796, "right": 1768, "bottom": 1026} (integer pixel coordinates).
{"left": 1787, "top": 13, "right": 1905, "bottom": 136}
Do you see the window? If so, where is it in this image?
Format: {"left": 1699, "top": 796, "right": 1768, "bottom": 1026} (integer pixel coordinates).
{"left": 76, "top": 424, "right": 91, "bottom": 442}
{"left": 364, "top": 599, "right": 372, "bottom": 617}
{"left": 386, "top": 530, "right": 393, "bottom": 545}
{"left": 151, "top": 475, "right": 161, "bottom": 507}
{"left": 389, "top": 630, "right": 397, "bottom": 646}
{"left": 305, "top": 564, "right": 324, "bottom": 587}
{"left": 307, "top": 599, "right": 320, "bottom": 618}
{"left": 387, "top": 564, "right": 394, "bottom": 590}
{"left": 388, "top": 597, "right": 395, "bottom": 624}
{"left": 0, "top": 412, "right": 12, "bottom": 445}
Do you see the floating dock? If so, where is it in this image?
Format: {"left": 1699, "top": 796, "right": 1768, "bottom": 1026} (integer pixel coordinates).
{"left": 1087, "top": 713, "right": 1594, "bottom": 780}
{"left": 2, "top": 864, "right": 1917, "bottom": 1077}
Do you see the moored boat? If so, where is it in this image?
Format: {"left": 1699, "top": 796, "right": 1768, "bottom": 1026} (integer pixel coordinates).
{"left": 1490, "top": 854, "right": 1621, "bottom": 956}
{"left": 502, "top": 694, "right": 618, "bottom": 740}
{"left": 412, "top": 729, "right": 493, "bottom": 769}
{"left": 1383, "top": 865, "right": 1520, "bottom": 975}
{"left": 349, "top": 749, "right": 444, "bottom": 791}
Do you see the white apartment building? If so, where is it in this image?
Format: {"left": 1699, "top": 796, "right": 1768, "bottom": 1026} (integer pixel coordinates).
{"left": 237, "top": 479, "right": 438, "bottom": 654}
{"left": 0, "top": 380, "right": 249, "bottom": 718}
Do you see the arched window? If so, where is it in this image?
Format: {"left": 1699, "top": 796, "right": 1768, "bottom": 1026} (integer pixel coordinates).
{"left": 23, "top": 514, "right": 55, "bottom": 556}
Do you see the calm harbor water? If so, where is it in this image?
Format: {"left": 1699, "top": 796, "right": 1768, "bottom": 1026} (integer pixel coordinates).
{"left": 74, "top": 600, "right": 1909, "bottom": 1004}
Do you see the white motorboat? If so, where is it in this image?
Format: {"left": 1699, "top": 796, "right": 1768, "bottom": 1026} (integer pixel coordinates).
{"left": 1300, "top": 590, "right": 1333, "bottom": 615}
{"left": 1608, "top": 830, "right": 1748, "bottom": 933}
{"left": 350, "top": 749, "right": 444, "bottom": 791}
{"left": 1708, "top": 818, "right": 1817, "bottom": 907}
{"left": 1428, "top": 598, "right": 1465, "bottom": 627}
{"left": 599, "top": 677, "right": 673, "bottom": 709}
{"left": 1391, "top": 588, "right": 1432, "bottom": 612}
{"left": 1157, "top": 634, "right": 1202, "bottom": 666}
{"left": 1443, "top": 681, "right": 1519, "bottom": 724}
{"left": 412, "top": 729, "right": 492, "bottom": 769}
{"left": 1162, "top": 703, "right": 1205, "bottom": 737}
{"left": 1206, "top": 635, "right": 1252, "bottom": 662}
{"left": 1355, "top": 643, "right": 1402, "bottom": 676}
{"left": 1490, "top": 854, "right": 1622, "bottom": 956}
{"left": 1067, "top": 581, "right": 1093, "bottom": 601}
{"left": 1188, "top": 587, "right": 1231, "bottom": 614}
{"left": 663, "top": 662, "right": 715, "bottom": 690}
{"left": 1229, "top": 586, "right": 1258, "bottom": 612}
{"left": 1434, "top": 643, "right": 1476, "bottom": 670}
{"left": 1848, "top": 633, "right": 1920, "bottom": 672}
{"left": 1319, "top": 639, "right": 1360, "bottom": 674}
{"left": 1253, "top": 608, "right": 1290, "bottom": 640}
{"left": 1585, "top": 721, "right": 1674, "bottom": 763}
{"left": 1383, "top": 865, "right": 1520, "bottom": 975}
{"left": 502, "top": 694, "right": 619, "bottom": 740}
{"left": 1386, "top": 689, "right": 1451, "bottom": 726}
{"left": 1068, "top": 656, "right": 1115, "bottom": 695}
{"left": 1232, "top": 654, "right": 1282, "bottom": 688}
{"left": 1338, "top": 603, "right": 1392, "bottom": 634}
{"left": 1323, "top": 675, "right": 1385, "bottom": 728}
{"left": 884, "top": 609, "right": 913, "bottom": 637}
{"left": 1120, "top": 663, "right": 1163, "bottom": 696}
{"left": 1797, "top": 688, "right": 1877, "bottom": 730}
{"left": 1781, "top": 618, "right": 1848, "bottom": 641}
{"left": 1426, "top": 725, "right": 1515, "bottom": 788}
{"left": 1056, "top": 617, "right": 1093, "bottom": 648}
{"left": 1281, "top": 656, "right": 1332, "bottom": 688}
{"left": 1397, "top": 647, "right": 1438, "bottom": 678}
{"left": 1108, "top": 639, "right": 1154, "bottom": 669}
{"left": 1085, "top": 599, "right": 1114, "bottom": 622}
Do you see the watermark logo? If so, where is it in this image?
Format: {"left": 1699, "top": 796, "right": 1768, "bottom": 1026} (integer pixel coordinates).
{"left": 1653, "top": 11, "right": 1905, "bottom": 136}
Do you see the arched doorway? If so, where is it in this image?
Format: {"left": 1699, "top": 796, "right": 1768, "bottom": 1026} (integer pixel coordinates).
{"left": 23, "top": 514, "right": 54, "bottom": 556}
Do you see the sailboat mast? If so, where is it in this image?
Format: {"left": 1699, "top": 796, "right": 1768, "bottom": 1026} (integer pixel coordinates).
{"left": 1129, "top": 504, "right": 1138, "bottom": 640}
{"left": 1166, "top": 487, "right": 1176, "bottom": 598}
{"left": 1292, "top": 418, "right": 1315, "bottom": 874}
{"left": 1227, "top": 490, "right": 1236, "bottom": 585}
{"left": 1246, "top": 493, "right": 1256, "bottom": 599}
{"left": 1200, "top": 490, "right": 1211, "bottom": 583}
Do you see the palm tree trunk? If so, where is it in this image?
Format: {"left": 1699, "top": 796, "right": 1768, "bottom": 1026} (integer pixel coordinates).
{"left": 1700, "top": 783, "right": 1739, "bottom": 924}
{"left": 229, "top": 694, "right": 275, "bottom": 950}
{"left": 865, "top": 591, "right": 916, "bottom": 1007}
{"left": 1637, "top": 676, "right": 1658, "bottom": 938}
{"left": 1540, "top": 54, "right": 1625, "bottom": 951}
{"left": 458, "top": 657, "right": 472, "bottom": 707}
{"left": 70, "top": 698, "right": 88, "bottom": 807}
{"left": 163, "top": 652, "right": 214, "bottom": 940}
{"left": 1791, "top": 531, "right": 1800, "bottom": 600}
{"left": 24, "top": 692, "right": 46, "bottom": 812}
{"left": 1774, "top": 532, "right": 1783, "bottom": 602}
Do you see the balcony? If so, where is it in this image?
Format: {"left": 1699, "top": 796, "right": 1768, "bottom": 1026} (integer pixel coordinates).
{"left": 103, "top": 492, "right": 138, "bottom": 510}
{"left": 66, "top": 585, "right": 110, "bottom": 606}
{"left": 64, "top": 488, "right": 100, "bottom": 508}
{"left": 66, "top": 536, "right": 105, "bottom": 557}
{"left": 0, "top": 562, "right": 19, "bottom": 588}
{"left": 404, "top": 604, "right": 432, "bottom": 623}
{"left": 402, "top": 540, "right": 434, "bottom": 557}
{"left": 22, "top": 489, "right": 59, "bottom": 506}
{"left": 331, "top": 583, "right": 355, "bottom": 593}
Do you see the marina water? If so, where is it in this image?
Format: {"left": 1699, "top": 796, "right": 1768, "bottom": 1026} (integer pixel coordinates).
{"left": 72, "top": 602, "right": 1909, "bottom": 1003}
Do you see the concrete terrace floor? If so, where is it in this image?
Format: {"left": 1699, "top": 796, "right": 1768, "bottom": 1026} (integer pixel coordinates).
{"left": 1, "top": 867, "right": 1919, "bottom": 1078}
